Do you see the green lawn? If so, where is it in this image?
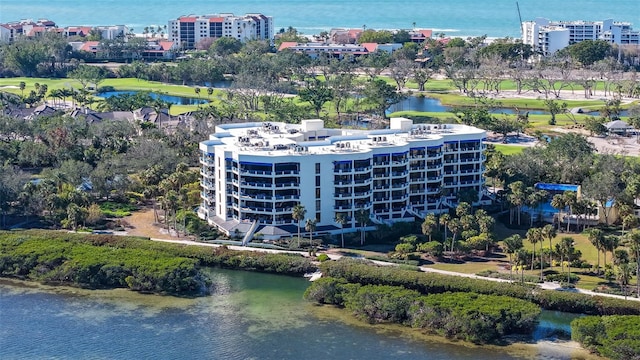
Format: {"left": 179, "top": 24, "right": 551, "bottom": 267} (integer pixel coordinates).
{"left": 492, "top": 144, "right": 526, "bottom": 155}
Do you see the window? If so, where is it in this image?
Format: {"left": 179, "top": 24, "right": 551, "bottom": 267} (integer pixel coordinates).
{"left": 316, "top": 200, "right": 321, "bottom": 210}
{"left": 316, "top": 176, "right": 321, "bottom": 187}
{"left": 315, "top": 163, "right": 320, "bottom": 174}
{"left": 316, "top": 188, "right": 321, "bottom": 198}
{"left": 316, "top": 212, "right": 321, "bottom": 222}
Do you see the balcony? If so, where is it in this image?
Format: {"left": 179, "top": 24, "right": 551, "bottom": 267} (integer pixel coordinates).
{"left": 334, "top": 192, "right": 352, "bottom": 198}
{"left": 391, "top": 182, "right": 408, "bottom": 189}
{"left": 391, "top": 171, "right": 408, "bottom": 178}
{"left": 274, "top": 182, "right": 298, "bottom": 188}
{"left": 241, "top": 181, "right": 272, "bottom": 188}
{"left": 354, "top": 166, "right": 373, "bottom": 173}
{"left": 410, "top": 177, "right": 425, "bottom": 183}
{"left": 201, "top": 181, "right": 215, "bottom": 190}
{"left": 353, "top": 178, "right": 373, "bottom": 185}
{"left": 373, "top": 172, "right": 389, "bottom": 178}
{"left": 274, "top": 170, "right": 299, "bottom": 176}
{"left": 373, "top": 161, "right": 390, "bottom": 167}
{"left": 240, "top": 169, "right": 272, "bottom": 176}
{"left": 334, "top": 168, "right": 353, "bottom": 174}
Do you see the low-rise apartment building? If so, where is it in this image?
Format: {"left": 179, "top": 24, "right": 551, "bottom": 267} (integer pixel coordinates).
{"left": 198, "top": 118, "right": 486, "bottom": 239}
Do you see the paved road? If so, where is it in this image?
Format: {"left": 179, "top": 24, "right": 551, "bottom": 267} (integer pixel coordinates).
{"left": 144, "top": 236, "right": 640, "bottom": 302}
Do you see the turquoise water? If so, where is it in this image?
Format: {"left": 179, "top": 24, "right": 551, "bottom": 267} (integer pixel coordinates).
{"left": 1, "top": 0, "right": 638, "bottom": 38}
{"left": 0, "top": 270, "right": 579, "bottom": 360}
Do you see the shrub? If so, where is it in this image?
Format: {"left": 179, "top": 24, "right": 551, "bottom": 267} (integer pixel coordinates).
{"left": 572, "top": 315, "right": 640, "bottom": 359}
{"left": 317, "top": 254, "right": 330, "bottom": 262}
{"left": 545, "top": 273, "right": 580, "bottom": 283}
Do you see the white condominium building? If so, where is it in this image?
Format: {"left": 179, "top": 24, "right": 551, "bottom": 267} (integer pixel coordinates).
{"left": 198, "top": 118, "right": 486, "bottom": 239}
{"left": 168, "top": 13, "right": 273, "bottom": 50}
{"left": 522, "top": 18, "right": 640, "bottom": 55}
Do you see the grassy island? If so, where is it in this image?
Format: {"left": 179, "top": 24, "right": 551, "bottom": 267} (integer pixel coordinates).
{"left": 0, "top": 230, "right": 316, "bottom": 296}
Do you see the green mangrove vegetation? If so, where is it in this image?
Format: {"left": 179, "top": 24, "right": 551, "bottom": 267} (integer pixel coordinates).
{"left": 304, "top": 277, "right": 540, "bottom": 344}
{"left": 571, "top": 315, "right": 640, "bottom": 359}
{"left": 0, "top": 230, "right": 316, "bottom": 295}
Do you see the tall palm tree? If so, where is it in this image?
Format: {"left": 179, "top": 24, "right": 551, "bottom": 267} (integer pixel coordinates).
{"left": 541, "top": 224, "right": 556, "bottom": 272}
{"left": 625, "top": 230, "right": 640, "bottom": 297}
{"left": 560, "top": 237, "right": 575, "bottom": 283}
{"left": 421, "top": 213, "right": 437, "bottom": 242}
{"left": 588, "top": 228, "right": 604, "bottom": 275}
{"left": 448, "top": 218, "right": 461, "bottom": 254}
{"left": 292, "top": 204, "right": 306, "bottom": 247}
{"left": 563, "top": 191, "right": 577, "bottom": 232}
{"left": 334, "top": 213, "right": 347, "bottom": 248}
{"left": 602, "top": 235, "right": 620, "bottom": 270}
{"left": 617, "top": 263, "right": 632, "bottom": 299}
{"left": 550, "top": 194, "right": 566, "bottom": 231}
{"left": 526, "top": 227, "right": 543, "bottom": 276}
{"left": 305, "top": 218, "right": 317, "bottom": 247}
{"left": 508, "top": 181, "right": 527, "bottom": 225}
{"left": 439, "top": 213, "right": 451, "bottom": 248}
{"left": 504, "top": 234, "right": 523, "bottom": 282}
{"left": 355, "top": 209, "right": 370, "bottom": 246}
{"left": 19, "top": 81, "right": 26, "bottom": 98}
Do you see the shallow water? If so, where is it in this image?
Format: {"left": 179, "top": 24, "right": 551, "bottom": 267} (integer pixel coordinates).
{"left": 0, "top": 270, "right": 589, "bottom": 360}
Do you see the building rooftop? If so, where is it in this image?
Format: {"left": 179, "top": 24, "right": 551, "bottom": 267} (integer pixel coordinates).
{"left": 205, "top": 118, "right": 485, "bottom": 157}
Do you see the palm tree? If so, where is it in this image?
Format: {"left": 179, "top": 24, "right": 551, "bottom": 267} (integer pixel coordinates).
{"left": 625, "top": 230, "right": 640, "bottom": 297}
{"left": 355, "top": 209, "right": 370, "bottom": 246}
{"left": 541, "top": 224, "right": 556, "bottom": 272}
{"left": 617, "top": 263, "right": 632, "bottom": 299}
{"left": 508, "top": 181, "right": 527, "bottom": 225}
{"left": 550, "top": 194, "right": 566, "bottom": 231}
{"left": 292, "top": 204, "right": 306, "bottom": 247}
{"left": 206, "top": 87, "right": 214, "bottom": 101}
{"left": 559, "top": 237, "right": 575, "bottom": 283}
{"left": 602, "top": 235, "right": 620, "bottom": 270}
{"left": 421, "top": 213, "right": 437, "bottom": 242}
{"left": 504, "top": 234, "right": 523, "bottom": 281}
{"left": 527, "top": 190, "right": 547, "bottom": 227}
{"left": 515, "top": 249, "right": 529, "bottom": 283}
{"left": 448, "top": 218, "right": 461, "bottom": 254}
{"left": 526, "top": 227, "right": 543, "bottom": 278}
{"left": 334, "top": 213, "right": 347, "bottom": 248}
{"left": 588, "top": 228, "right": 605, "bottom": 275}
{"left": 563, "top": 191, "right": 577, "bottom": 232}
{"left": 439, "top": 213, "right": 451, "bottom": 248}
{"left": 19, "top": 81, "right": 26, "bottom": 99}
{"left": 305, "top": 218, "right": 317, "bottom": 247}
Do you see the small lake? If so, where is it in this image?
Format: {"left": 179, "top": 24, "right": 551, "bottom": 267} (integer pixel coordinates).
{"left": 0, "top": 270, "right": 584, "bottom": 360}
{"left": 98, "top": 91, "right": 208, "bottom": 105}
{"left": 389, "top": 96, "right": 549, "bottom": 115}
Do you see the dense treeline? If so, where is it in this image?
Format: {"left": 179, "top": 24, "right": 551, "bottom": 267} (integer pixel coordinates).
{"left": 571, "top": 315, "right": 640, "bottom": 359}
{"left": 0, "top": 231, "right": 316, "bottom": 295}
{"left": 304, "top": 278, "right": 540, "bottom": 344}
{"left": 320, "top": 259, "right": 640, "bottom": 315}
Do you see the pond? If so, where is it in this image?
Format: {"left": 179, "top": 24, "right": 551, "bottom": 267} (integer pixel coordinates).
{"left": 389, "top": 96, "right": 549, "bottom": 115}
{"left": 98, "top": 90, "right": 209, "bottom": 106}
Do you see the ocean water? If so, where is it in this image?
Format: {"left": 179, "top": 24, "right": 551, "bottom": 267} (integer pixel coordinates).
{"left": 1, "top": 0, "right": 639, "bottom": 38}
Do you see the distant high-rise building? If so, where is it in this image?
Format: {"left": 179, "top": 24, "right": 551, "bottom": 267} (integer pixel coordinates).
{"left": 168, "top": 13, "right": 273, "bottom": 50}
{"left": 522, "top": 18, "right": 640, "bottom": 56}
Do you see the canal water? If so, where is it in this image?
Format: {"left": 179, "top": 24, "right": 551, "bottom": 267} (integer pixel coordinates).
{"left": 0, "top": 270, "right": 583, "bottom": 360}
